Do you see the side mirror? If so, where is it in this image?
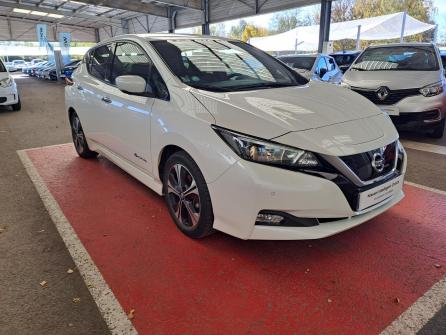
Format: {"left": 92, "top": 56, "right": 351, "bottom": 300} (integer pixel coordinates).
{"left": 319, "top": 68, "right": 327, "bottom": 78}
{"left": 116, "top": 75, "right": 146, "bottom": 94}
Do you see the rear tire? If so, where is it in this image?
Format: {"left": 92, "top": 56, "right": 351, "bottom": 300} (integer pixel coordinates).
{"left": 11, "top": 97, "right": 21, "bottom": 111}
{"left": 70, "top": 112, "right": 97, "bottom": 159}
{"left": 163, "top": 151, "right": 214, "bottom": 239}
{"left": 429, "top": 118, "right": 445, "bottom": 139}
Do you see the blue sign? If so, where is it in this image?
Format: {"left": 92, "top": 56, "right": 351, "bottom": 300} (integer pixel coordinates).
{"left": 36, "top": 24, "right": 47, "bottom": 47}
{"left": 59, "top": 32, "right": 71, "bottom": 64}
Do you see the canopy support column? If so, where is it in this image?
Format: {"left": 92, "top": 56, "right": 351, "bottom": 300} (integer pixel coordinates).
{"left": 356, "top": 25, "right": 361, "bottom": 50}
{"left": 168, "top": 7, "right": 176, "bottom": 33}
{"left": 201, "top": 0, "right": 210, "bottom": 35}
{"left": 400, "top": 11, "right": 407, "bottom": 43}
{"left": 318, "top": 0, "right": 332, "bottom": 53}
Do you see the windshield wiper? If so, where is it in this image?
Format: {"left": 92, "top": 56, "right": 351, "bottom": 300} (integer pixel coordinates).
{"left": 233, "top": 82, "right": 299, "bottom": 91}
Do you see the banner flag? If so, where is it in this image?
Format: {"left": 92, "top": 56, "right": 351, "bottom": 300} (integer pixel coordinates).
{"left": 36, "top": 24, "right": 47, "bottom": 47}
{"left": 59, "top": 32, "right": 71, "bottom": 64}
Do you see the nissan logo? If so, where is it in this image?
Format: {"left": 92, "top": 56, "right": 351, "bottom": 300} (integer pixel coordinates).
{"left": 371, "top": 152, "right": 385, "bottom": 173}
{"left": 376, "top": 87, "right": 389, "bottom": 101}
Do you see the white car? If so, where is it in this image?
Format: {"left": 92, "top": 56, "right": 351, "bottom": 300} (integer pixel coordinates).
{"left": 11, "top": 59, "right": 27, "bottom": 70}
{"left": 277, "top": 53, "right": 343, "bottom": 84}
{"left": 342, "top": 43, "right": 445, "bottom": 138}
{"left": 0, "top": 59, "right": 21, "bottom": 111}
{"left": 65, "top": 34, "right": 406, "bottom": 240}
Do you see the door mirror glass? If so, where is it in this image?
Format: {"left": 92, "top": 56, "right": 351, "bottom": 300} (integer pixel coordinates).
{"left": 116, "top": 75, "right": 147, "bottom": 94}
{"left": 319, "top": 67, "right": 327, "bottom": 78}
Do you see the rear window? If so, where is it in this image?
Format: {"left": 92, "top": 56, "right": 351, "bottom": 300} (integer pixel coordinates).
{"left": 278, "top": 56, "right": 316, "bottom": 71}
{"left": 353, "top": 46, "right": 439, "bottom": 71}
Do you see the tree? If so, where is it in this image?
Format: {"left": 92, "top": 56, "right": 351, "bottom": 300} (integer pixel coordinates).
{"left": 325, "top": 0, "right": 438, "bottom": 51}
{"left": 269, "top": 9, "right": 316, "bottom": 34}
{"left": 241, "top": 24, "right": 269, "bottom": 42}
{"left": 228, "top": 19, "right": 248, "bottom": 40}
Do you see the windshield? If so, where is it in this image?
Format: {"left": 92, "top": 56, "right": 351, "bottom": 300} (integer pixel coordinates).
{"left": 278, "top": 56, "right": 316, "bottom": 71}
{"left": 352, "top": 46, "right": 439, "bottom": 71}
{"left": 150, "top": 39, "right": 307, "bottom": 92}
{"left": 13, "top": 60, "right": 25, "bottom": 64}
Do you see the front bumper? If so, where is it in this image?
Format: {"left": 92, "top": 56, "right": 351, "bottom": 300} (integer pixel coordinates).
{"left": 380, "top": 93, "right": 445, "bottom": 129}
{"left": 207, "top": 149, "right": 407, "bottom": 240}
{"left": 0, "top": 84, "right": 19, "bottom": 105}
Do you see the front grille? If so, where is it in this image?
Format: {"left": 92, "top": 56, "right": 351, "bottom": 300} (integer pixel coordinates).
{"left": 352, "top": 87, "right": 421, "bottom": 105}
{"left": 341, "top": 142, "right": 397, "bottom": 181}
{"left": 0, "top": 97, "right": 6, "bottom": 103}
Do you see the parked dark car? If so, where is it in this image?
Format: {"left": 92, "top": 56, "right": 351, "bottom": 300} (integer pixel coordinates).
{"left": 61, "top": 60, "right": 81, "bottom": 79}
{"left": 330, "top": 51, "right": 361, "bottom": 73}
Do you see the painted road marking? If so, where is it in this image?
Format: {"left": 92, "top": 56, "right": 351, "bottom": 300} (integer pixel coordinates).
{"left": 17, "top": 149, "right": 138, "bottom": 335}
{"left": 381, "top": 276, "right": 446, "bottom": 335}
{"left": 18, "top": 144, "right": 446, "bottom": 335}
{"left": 401, "top": 140, "right": 446, "bottom": 156}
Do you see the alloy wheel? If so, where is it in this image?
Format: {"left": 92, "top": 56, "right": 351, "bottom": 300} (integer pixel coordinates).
{"left": 167, "top": 163, "right": 201, "bottom": 228}
{"left": 71, "top": 115, "right": 85, "bottom": 153}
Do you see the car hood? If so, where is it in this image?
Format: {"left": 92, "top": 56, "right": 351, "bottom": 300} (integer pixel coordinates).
{"left": 343, "top": 70, "right": 441, "bottom": 90}
{"left": 191, "top": 81, "right": 382, "bottom": 139}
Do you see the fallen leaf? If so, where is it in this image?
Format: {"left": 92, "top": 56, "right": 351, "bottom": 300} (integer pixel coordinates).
{"left": 308, "top": 244, "right": 312, "bottom": 248}
{"left": 327, "top": 298, "right": 332, "bottom": 303}
{"left": 434, "top": 264, "right": 441, "bottom": 269}
{"left": 305, "top": 268, "right": 310, "bottom": 273}
{"left": 68, "top": 323, "right": 74, "bottom": 327}
{"left": 394, "top": 297, "right": 400, "bottom": 304}
{"left": 40, "top": 281, "right": 47, "bottom": 287}
{"left": 72, "top": 297, "right": 81, "bottom": 303}
{"left": 67, "top": 268, "right": 74, "bottom": 274}
{"left": 37, "top": 230, "right": 45, "bottom": 233}
{"left": 128, "top": 309, "right": 135, "bottom": 320}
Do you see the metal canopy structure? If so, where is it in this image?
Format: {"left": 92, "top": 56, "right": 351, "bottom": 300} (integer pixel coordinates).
{"left": 0, "top": 0, "right": 332, "bottom": 45}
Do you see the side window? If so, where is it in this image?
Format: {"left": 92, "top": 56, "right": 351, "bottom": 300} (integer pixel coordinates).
{"left": 327, "top": 57, "right": 336, "bottom": 71}
{"left": 111, "top": 41, "right": 169, "bottom": 100}
{"left": 316, "top": 57, "right": 328, "bottom": 75}
{"left": 89, "top": 44, "right": 114, "bottom": 81}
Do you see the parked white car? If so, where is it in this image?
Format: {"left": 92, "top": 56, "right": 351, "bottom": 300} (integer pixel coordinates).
{"left": 65, "top": 34, "right": 406, "bottom": 240}
{"left": 342, "top": 43, "right": 445, "bottom": 138}
{"left": 277, "top": 53, "right": 343, "bottom": 84}
{"left": 0, "top": 59, "right": 21, "bottom": 110}
{"left": 11, "top": 59, "right": 27, "bottom": 70}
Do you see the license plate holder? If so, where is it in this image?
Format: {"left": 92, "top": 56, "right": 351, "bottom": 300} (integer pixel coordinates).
{"left": 358, "top": 175, "right": 403, "bottom": 211}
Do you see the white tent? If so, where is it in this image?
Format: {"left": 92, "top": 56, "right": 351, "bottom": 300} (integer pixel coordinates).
{"left": 250, "top": 12, "right": 436, "bottom": 52}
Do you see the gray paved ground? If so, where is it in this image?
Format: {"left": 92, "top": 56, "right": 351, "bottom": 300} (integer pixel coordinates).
{"left": 0, "top": 75, "right": 109, "bottom": 335}
{"left": 0, "top": 74, "right": 445, "bottom": 334}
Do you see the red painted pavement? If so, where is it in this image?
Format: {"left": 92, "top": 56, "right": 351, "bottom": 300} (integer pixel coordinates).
{"left": 26, "top": 144, "right": 446, "bottom": 335}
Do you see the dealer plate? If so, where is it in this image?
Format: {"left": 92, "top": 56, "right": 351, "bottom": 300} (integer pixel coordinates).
{"left": 358, "top": 175, "right": 403, "bottom": 211}
{"left": 379, "top": 105, "right": 399, "bottom": 116}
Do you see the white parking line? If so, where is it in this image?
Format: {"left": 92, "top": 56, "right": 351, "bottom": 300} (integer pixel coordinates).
{"left": 17, "top": 149, "right": 138, "bottom": 335}
{"left": 381, "top": 276, "right": 446, "bottom": 335}
{"left": 401, "top": 140, "right": 446, "bottom": 156}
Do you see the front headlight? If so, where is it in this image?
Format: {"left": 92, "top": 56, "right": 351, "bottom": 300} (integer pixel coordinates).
{"left": 420, "top": 82, "right": 444, "bottom": 97}
{"left": 0, "top": 77, "right": 12, "bottom": 88}
{"left": 213, "top": 126, "right": 323, "bottom": 170}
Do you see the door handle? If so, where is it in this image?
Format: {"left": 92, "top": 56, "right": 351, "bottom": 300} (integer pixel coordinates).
{"left": 102, "top": 96, "right": 112, "bottom": 104}
{"left": 77, "top": 85, "right": 83, "bottom": 91}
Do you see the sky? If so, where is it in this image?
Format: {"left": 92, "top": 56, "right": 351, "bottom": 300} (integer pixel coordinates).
{"left": 177, "top": 0, "right": 446, "bottom": 42}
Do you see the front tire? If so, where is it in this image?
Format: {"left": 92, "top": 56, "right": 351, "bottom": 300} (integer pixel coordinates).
{"left": 11, "top": 97, "right": 21, "bottom": 111}
{"left": 70, "top": 112, "right": 97, "bottom": 159}
{"left": 163, "top": 151, "right": 214, "bottom": 238}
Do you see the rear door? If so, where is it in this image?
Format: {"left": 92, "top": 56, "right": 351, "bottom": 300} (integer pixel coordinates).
{"left": 76, "top": 43, "right": 115, "bottom": 145}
